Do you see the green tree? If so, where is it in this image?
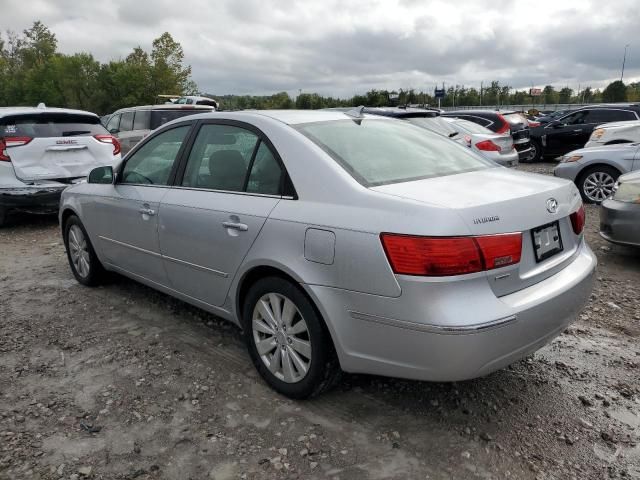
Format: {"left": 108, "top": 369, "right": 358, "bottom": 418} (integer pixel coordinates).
{"left": 150, "top": 32, "right": 192, "bottom": 97}
{"left": 602, "top": 80, "right": 627, "bottom": 102}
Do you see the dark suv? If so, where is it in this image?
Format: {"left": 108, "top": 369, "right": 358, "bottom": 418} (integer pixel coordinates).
{"left": 442, "top": 110, "right": 532, "bottom": 161}
{"left": 528, "top": 104, "right": 640, "bottom": 161}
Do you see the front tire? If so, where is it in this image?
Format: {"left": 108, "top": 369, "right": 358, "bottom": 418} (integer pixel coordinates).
{"left": 242, "top": 276, "right": 340, "bottom": 399}
{"left": 577, "top": 166, "right": 620, "bottom": 204}
{"left": 63, "top": 215, "right": 106, "bottom": 286}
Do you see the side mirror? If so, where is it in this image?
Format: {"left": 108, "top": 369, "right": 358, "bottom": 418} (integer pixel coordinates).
{"left": 109, "top": 128, "right": 119, "bottom": 135}
{"left": 88, "top": 166, "right": 114, "bottom": 184}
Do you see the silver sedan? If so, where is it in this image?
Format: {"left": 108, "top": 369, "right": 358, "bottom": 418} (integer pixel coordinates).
{"left": 59, "top": 110, "right": 596, "bottom": 398}
{"left": 553, "top": 143, "right": 640, "bottom": 203}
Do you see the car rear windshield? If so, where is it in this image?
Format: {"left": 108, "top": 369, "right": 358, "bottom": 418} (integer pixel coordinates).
{"left": 502, "top": 113, "right": 526, "bottom": 125}
{"left": 405, "top": 117, "right": 461, "bottom": 138}
{"left": 0, "top": 113, "right": 107, "bottom": 137}
{"left": 297, "top": 119, "right": 494, "bottom": 187}
{"left": 150, "top": 109, "right": 210, "bottom": 130}
{"left": 452, "top": 119, "right": 493, "bottom": 134}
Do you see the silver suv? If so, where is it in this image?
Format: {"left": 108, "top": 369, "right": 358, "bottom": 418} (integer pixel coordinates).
{"left": 104, "top": 105, "right": 214, "bottom": 156}
{"left": 0, "top": 105, "right": 121, "bottom": 226}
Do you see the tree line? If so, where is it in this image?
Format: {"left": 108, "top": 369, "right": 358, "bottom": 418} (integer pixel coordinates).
{"left": 0, "top": 21, "right": 196, "bottom": 115}
{"left": 1, "top": 21, "right": 639, "bottom": 114}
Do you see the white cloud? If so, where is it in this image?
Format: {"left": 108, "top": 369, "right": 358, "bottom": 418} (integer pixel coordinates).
{"left": 1, "top": 0, "right": 638, "bottom": 96}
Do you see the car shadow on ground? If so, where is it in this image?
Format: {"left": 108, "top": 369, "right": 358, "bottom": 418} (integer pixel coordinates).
{"left": 2, "top": 212, "right": 59, "bottom": 230}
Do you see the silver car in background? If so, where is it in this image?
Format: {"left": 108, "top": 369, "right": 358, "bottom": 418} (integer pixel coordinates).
{"left": 443, "top": 117, "right": 519, "bottom": 167}
{"left": 600, "top": 170, "right": 640, "bottom": 247}
{"left": 586, "top": 120, "right": 640, "bottom": 148}
{"left": 553, "top": 143, "right": 640, "bottom": 203}
{"left": 59, "top": 110, "right": 596, "bottom": 398}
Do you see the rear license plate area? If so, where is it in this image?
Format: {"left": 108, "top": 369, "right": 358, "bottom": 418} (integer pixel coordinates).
{"left": 531, "top": 221, "right": 563, "bottom": 262}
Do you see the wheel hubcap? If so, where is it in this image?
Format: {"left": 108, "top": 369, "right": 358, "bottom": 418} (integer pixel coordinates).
{"left": 68, "top": 225, "right": 90, "bottom": 278}
{"left": 252, "top": 293, "right": 312, "bottom": 383}
{"left": 584, "top": 171, "right": 615, "bottom": 202}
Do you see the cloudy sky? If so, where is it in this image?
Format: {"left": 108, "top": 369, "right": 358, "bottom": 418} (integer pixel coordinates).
{"left": 1, "top": 0, "right": 638, "bottom": 97}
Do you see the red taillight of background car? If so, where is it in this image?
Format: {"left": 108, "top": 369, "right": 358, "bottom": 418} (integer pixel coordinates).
{"left": 528, "top": 120, "right": 541, "bottom": 128}
{"left": 380, "top": 232, "right": 522, "bottom": 276}
{"left": 570, "top": 204, "right": 586, "bottom": 235}
{"left": 0, "top": 136, "right": 32, "bottom": 162}
{"left": 495, "top": 114, "right": 510, "bottom": 134}
{"left": 94, "top": 134, "right": 121, "bottom": 156}
{"left": 475, "top": 140, "right": 501, "bottom": 152}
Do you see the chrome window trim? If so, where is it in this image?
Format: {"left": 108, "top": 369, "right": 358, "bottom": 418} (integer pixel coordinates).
{"left": 169, "top": 185, "right": 293, "bottom": 200}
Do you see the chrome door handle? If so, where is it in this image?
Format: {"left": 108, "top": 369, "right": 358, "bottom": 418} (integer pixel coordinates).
{"left": 138, "top": 208, "right": 156, "bottom": 216}
{"left": 222, "top": 221, "right": 248, "bottom": 231}
{"left": 573, "top": 129, "right": 583, "bottom": 133}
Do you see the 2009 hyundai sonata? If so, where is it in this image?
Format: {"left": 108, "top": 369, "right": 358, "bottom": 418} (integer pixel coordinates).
{"left": 59, "top": 109, "right": 596, "bottom": 398}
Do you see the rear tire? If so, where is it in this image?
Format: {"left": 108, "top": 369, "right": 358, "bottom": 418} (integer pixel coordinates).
{"left": 63, "top": 215, "right": 106, "bottom": 286}
{"left": 529, "top": 139, "right": 543, "bottom": 162}
{"left": 242, "top": 276, "right": 341, "bottom": 399}
{"left": 577, "top": 165, "right": 620, "bottom": 204}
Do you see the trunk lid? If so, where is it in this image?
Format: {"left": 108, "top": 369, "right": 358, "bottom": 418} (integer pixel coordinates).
{"left": 1, "top": 111, "right": 118, "bottom": 181}
{"left": 372, "top": 168, "right": 584, "bottom": 296}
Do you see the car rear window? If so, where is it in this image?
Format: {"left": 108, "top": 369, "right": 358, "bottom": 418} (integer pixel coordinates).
{"left": 405, "top": 117, "right": 461, "bottom": 138}
{"left": 297, "top": 119, "right": 494, "bottom": 187}
{"left": 0, "top": 113, "right": 107, "bottom": 137}
{"left": 502, "top": 113, "right": 526, "bottom": 125}
{"left": 150, "top": 109, "right": 210, "bottom": 130}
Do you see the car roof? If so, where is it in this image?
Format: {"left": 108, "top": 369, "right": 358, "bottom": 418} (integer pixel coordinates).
{"left": 161, "top": 109, "right": 392, "bottom": 126}
{"left": 112, "top": 104, "right": 215, "bottom": 114}
{"left": 444, "top": 109, "right": 518, "bottom": 116}
{"left": 363, "top": 106, "right": 441, "bottom": 118}
{"left": 0, "top": 106, "right": 99, "bottom": 118}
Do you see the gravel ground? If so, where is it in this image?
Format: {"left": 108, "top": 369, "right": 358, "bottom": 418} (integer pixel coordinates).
{"left": 1, "top": 161, "right": 639, "bottom": 480}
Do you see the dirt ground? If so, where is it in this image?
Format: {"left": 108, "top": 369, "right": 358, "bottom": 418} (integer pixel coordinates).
{"left": 1, "top": 162, "right": 639, "bottom": 480}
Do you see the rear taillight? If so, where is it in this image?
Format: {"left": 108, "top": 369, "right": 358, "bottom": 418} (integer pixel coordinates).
{"left": 495, "top": 114, "right": 510, "bottom": 134}
{"left": 570, "top": 204, "right": 585, "bottom": 235}
{"left": 380, "top": 232, "right": 522, "bottom": 277}
{"left": 94, "top": 134, "right": 121, "bottom": 156}
{"left": 0, "top": 136, "right": 32, "bottom": 162}
{"left": 528, "top": 120, "right": 541, "bottom": 128}
{"left": 475, "top": 140, "right": 501, "bottom": 152}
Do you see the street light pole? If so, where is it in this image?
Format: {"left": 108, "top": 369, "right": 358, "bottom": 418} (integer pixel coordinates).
{"left": 621, "top": 44, "right": 630, "bottom": 82}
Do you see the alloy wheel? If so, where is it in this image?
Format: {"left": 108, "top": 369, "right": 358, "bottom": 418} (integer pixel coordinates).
{"left": 252, "top": 293, "right": 312, "bottom": 383}
{"left": 583, "top": 171, "right": 616, "bottom": 203}
{"left": 68, "top": 225, "right": 91, "bottom": 278}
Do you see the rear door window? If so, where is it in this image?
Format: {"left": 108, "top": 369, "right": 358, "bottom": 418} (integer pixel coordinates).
{"left": 1, "top": 113, "right": 107, "bottom": 137}
{"left": 151, "top": 109, "right": 210, "bottom": 130}
{"left": 589, "top": 109, "right": 638, "bottom": 123}
{"left": 119, "top": 111, "right": 135, "bottom": 132}
{"left": 133, "top": 110, "right": 150, "bottom": 130}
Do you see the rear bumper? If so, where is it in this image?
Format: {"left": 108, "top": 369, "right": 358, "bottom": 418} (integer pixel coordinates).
{"left": 600, "top": 199, "right": 640, "bottom": 247}
{"left": 486, "top": 150, "right": 519, "bottom": 167}
{"left": 307, "top": 241, "right": 596, "bottom": 382}
{"left": 0, "top": 185, "right": 67, "bottom": 213}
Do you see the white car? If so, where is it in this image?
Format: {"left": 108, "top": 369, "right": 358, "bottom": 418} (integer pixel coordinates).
{"left": 586, "top": 120, "right": 640, "bottom": 148}
{"left": 0, "top": 105, "right": 121, "bottom": 226}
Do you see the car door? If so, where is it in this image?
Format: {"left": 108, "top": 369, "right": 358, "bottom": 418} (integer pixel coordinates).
{"left": 158, "top": 121, "right": 286, "bottom": 307}
{"left": 545, "top": 109, "right": 592, "bottom": 155}
{"left": 88, "top": 123, "right": 193, "bottom": 286}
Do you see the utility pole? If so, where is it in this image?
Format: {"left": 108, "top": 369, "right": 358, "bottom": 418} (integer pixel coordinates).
{"left": 621, "top": 44, "right": 630, "bottom": 82}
